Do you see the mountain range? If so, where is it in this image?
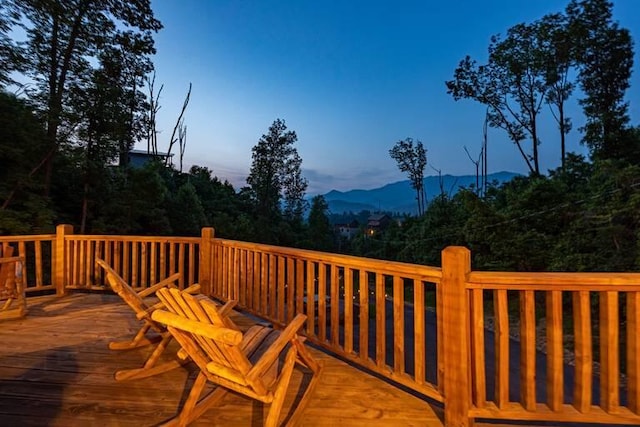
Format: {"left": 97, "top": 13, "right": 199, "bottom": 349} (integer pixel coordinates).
{"left": 321, "top": 171, "right": 520, "bottom": 215}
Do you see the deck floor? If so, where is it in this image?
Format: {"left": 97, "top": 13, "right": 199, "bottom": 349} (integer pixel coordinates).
{"left": 0, "top": 293, "right": 444, "bottom": 426}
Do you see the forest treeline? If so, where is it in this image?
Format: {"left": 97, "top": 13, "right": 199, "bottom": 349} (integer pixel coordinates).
{"left": 1, "top": 0, "right": 639, "bottom": 272}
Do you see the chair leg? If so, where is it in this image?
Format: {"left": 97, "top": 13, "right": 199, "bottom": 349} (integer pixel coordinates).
{"left": 114, "top": 334, "right": 187, "bottom": 381}
{"left": 265, "top": 347, "right": 297, "bottom": 427}
{"left": 143, "top": 332, "right": 173, "bottom": 368}
{"left": 109, "top": 324, "right": 161, "bottom": 350}
{"left": 186, "top": 385, "right": 228, "bottom": 424}
{"left": 286, "top": 361, "right": 323, "bottom": 427}
{"left": 178, "top": 371, "right": 208, "bottom": 427}
{"left": 286, "top": 341, "right": 324, "bottom": 427}
{"left": 293, "top": 339, "right": 321, "bottom": 374}
{"left": 162, "top": 372, "right": 229, "bottom": 427}
{"left": 114, "top": 358, "right": 188, "bottom": 382}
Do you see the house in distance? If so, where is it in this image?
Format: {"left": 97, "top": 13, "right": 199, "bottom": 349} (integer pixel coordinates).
{"left": 126, "top": 149, "right": 174, "bottom": 168}
{"left": 366, "top": 213, "right": 391, "bottom": 236}
{"left": 335, "top": 220, "right": 360, "bottom": 240}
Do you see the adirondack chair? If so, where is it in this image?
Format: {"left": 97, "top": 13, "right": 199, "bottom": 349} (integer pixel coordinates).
{"left": 96, "top": 258, "right": 203, "bottom": 381}
{"left": 0, "top": 244, "right": 26, "bottom": 321}
{"left": 152, "top": 288, "right": 322, "bottom": 427}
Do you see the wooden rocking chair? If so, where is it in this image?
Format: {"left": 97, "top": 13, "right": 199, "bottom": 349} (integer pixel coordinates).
{"left": 152, "top": 288, "right": 322, "bottom": 427}
{"left": 96, "top": 258, "right": 202, "bottom": 381}
{"left": 0, "top": 244, "right": 26, "bottom": 321}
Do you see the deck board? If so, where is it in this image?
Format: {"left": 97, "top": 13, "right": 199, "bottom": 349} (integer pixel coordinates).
{"left": 0, "top": 293, "right": 443, "bottom": 426}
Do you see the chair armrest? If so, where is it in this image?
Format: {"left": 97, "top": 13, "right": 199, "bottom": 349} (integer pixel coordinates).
{"left": 246, "top": 313, "right": 307, "bottom": 382}
{"left": 138, "top": 272, "right": 182, "bottom": 298}
{"left": 152, "top": 309, "right": 242, "bottom": 345}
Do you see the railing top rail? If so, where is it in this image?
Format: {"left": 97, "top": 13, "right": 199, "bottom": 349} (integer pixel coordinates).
{"left": 468, "top": 270, "right": 640, "bottom": 291}
{"left": 213, "top": 237, "right": 442, "bottom": 281}
{"left": 0, "top": 235, "right": 56, "bottom": 242}
{"left": 67, "top": 235, "right": 201, "bottom": 244}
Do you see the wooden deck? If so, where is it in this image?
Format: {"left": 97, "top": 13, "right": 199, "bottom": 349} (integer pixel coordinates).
{"left": 0, "top": 293, "right": 444, "bottom": 426}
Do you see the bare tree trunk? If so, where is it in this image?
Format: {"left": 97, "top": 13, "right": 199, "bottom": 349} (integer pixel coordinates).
{"left": 166, "top": 83, "right": 192, "bottom": 165}
{"left": 559, "top": 104, "right": 566, "bottom": 170}
{"left": 431, "top": 165, "right": 445, "bottom": 196}
{"left": 146, "top": 73, "right": 162, "bottom": 156}
{"left": 464, "top": 145, "right": 481, "bottom": 196}
{"left": 178, "top": 123, "right": 187, "bottom": 173}
{"left": 80, "top": 182, "right": 89, "bottom": 233}
{"left": 531, "top": 122, "right": 540, "bottom": 175}
{"left": 483, "top": 109, "right": 488, "bottom": 198}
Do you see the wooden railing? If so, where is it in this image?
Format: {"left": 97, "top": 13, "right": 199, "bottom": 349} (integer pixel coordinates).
{"left": 0, "top": 225, "right": 201, "bottom": 294}
{"left": 206, "top": 234, "right": 445, "bottom": 403}
{"left": 4, "top": 226, "right": 640, "bottom": 426}
{"left": 205, "top": 240, "right": 640, "bottom": 426}
{"left": 0, "top": 234, "right": 56, "bottom": 294}
{"left": 62, "top": 228, "right": 201, "bottom": 292}
{"left": 466, "top": 254, "right": 640, "bottom": 426}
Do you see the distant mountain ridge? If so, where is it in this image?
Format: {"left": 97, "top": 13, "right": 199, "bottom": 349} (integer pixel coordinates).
{"left": 322, "top": 171, "right": 519, "bottom": 215}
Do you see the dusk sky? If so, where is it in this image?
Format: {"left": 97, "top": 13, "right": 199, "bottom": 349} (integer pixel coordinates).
{"left": 146, "top": 0, "right": 640, "bottom": 195}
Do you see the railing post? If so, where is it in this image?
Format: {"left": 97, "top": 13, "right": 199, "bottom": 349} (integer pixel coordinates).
{"left": 54, "top": 224, "right": 73, "bottom": 296}
{"left": 200, "top": 227, "right": 214, "bottom": 296}
{"left": 441, "top": 246, "right": 472, "bottom": 426}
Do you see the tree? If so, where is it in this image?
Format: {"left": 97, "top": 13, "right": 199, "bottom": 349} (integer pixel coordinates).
{"left": 539, "top": 13, "right": 574, "bottom": 169}
{"left": 566, "top": 0, "right": 634, "bottom": 162}
{"left": 164, "top": 82, "right": 192, "bottom": 170}
{"left": 95, "top": 161, "right": 171, "bottom": 235}
{"left": 187, "top": 165, "right": 249, "bottom": 238}
{"left": 389, "top": 138, "right": 427, "bottom": 215}
{"left": 246, "top": 119, "right": 307, "bottom": 242}
{"left": 0, "top": 91, "right": 53, "bottom": 233}
{"left": 72, "top": 43, "right": 152, "bottom": 232}
{"left": 494, "top": 22, "right": 551, "bottom": 175}
{"left": 412, "top": 194, "right": 467, "bottom": 265}
{"left": 448, "top": 57, "right": 524, "bottom": 173}
{"left": 168, "top": 182, "right": 206, "bottom": 236}
{"left": 0, "top": 4, "right": 20, "bottom": 87}
{"left": 448, "top": 19, "right": 556, "bottom": 176}
{"left": 143, "top": 73, "right": 193, "bottom": 170}
{"left": 282, "top": 150, "right": 308, "bottom": 224}
{"left": 306, "top": 195, "right": 334, "bottom": 251}
{"left": 10, "top": 0, "right": 162, "bottom": 195}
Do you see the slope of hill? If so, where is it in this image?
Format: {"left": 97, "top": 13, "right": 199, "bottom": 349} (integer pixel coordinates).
{"left": 322, "top": 171, "right": 519, "bottom": 215}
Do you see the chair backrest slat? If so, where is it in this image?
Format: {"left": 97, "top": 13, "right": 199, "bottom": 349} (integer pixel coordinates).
{"left": 156, "top": 288, "right": 256, "bottom": 383}
{"left": 157, "top": 289, "right": 237, "bottom": 369}
{"left": 183, "top": 290, "right": 251, "bottom": 373}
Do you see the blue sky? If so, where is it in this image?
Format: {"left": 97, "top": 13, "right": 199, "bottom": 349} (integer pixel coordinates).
{"left": 147, "top": 0, "right": 639, "bottom": 195}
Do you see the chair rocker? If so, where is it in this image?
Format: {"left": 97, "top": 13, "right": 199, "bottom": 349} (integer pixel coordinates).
{"left": 0, "top": 244, "right": 27, "bottom": 321}
{"left": 96, "top": 258, "right": 201, "bottom": 381}
{"left": 152, "top": 288, "right": 323, "bottom": 427}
